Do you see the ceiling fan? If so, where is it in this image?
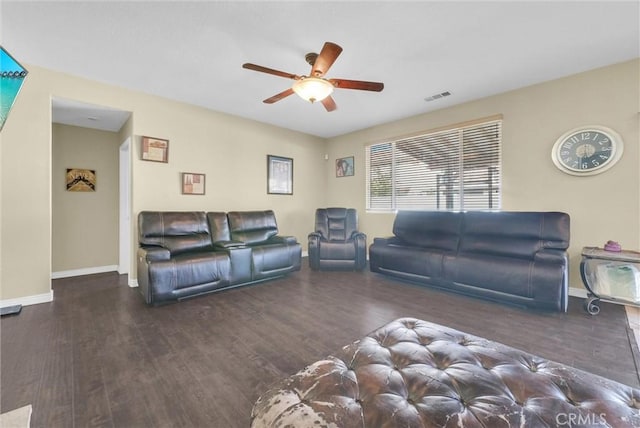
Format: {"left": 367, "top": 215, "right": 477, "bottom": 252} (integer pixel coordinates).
{"left": 242, "top": 42, "right": 384, "bottom": 112}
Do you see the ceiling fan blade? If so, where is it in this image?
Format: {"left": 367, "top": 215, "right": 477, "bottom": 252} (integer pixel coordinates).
{"left": 321, "top": 96, "right": 337, "bottom": 112}
{"left": 263, "top": 88, "right": 295, "bottom": 104}
{"left": 330, "top": 78, "right": 384, "bottom": 92}
{"left": 311, "top": 42, "right": 343, "bottom": 77}
{"left": 243, "top": 63, "right": 299, "bottom": 80}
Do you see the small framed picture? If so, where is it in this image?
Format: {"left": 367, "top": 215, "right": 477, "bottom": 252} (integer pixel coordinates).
{"left": 336, "top": 156, "right": 354, "bottom": 177}
{"left": 267, "top": 155, "right": 293, "bottom": 195}
{"left": 66, "top": 168, "right": 96, "bottom": 192}
{"left": 182, "top": 172, "right": 205, "bottom": 195}
{"left": 141, "top": 136, "right": 169, "bottom": 163}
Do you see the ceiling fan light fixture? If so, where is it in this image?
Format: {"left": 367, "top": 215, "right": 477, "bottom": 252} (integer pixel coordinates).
{"left": 292, "top": 77, "right": 334, "bottom": 103}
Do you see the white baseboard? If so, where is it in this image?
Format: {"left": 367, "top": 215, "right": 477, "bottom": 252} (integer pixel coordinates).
{"left": 51, "top": 265, "right": 118, "bottom": 279}
{"left": 0, "top": 290, "right": 54, "bottom": 309}
{"left": 128, "top": 279, "right": 138, "bottom": 288}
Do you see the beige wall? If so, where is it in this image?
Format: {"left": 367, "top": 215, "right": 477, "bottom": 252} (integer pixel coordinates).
{"left": 325, "top": 59, "right": 640, "bottom": 292}
{"left": 0, "top": 65, "right": 326, "bottom": 302}
{"left": 130, "top": 100, "right": 326, "bottom": 238}
{"left": 1, "top": 59, "right": 637, "bottom": 303}
{"left": 52, "top": 124, "right": 120, "bottom": 272}
{"left": 1, "top": 66, "right": 53, "bottom": 302}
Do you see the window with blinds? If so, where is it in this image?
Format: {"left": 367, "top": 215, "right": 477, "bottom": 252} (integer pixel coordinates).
{"left": 366, "top": 119, "right": 502, "bottom": 212}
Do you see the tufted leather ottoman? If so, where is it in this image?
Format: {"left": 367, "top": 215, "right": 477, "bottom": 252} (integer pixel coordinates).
{"left": 251, "top": 317, "right": 640, "bottom": 427}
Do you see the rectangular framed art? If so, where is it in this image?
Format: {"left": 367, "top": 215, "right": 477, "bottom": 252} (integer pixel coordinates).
{"left": 267, "top": 155, "right": 293, "bottom": 195}
{"left": 141, "top": 136, "right": 169, "bottom": 163}
{"left": 66, "top": 168, "right": 96, "bottom": 192}
{"left": 182, "top": 172, "right": 205, "bottom": 195}
{"left": 336, "top": 156, "right": 354, "bottom": 177}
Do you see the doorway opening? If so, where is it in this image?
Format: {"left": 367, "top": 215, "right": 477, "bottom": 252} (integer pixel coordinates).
{"left": 51, "top": 97, "right": 132, "bottom": 281}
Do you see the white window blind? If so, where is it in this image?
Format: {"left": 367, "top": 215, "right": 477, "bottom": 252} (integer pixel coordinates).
{"left": 366, "top": 119, "right": 501, "bottom": 212}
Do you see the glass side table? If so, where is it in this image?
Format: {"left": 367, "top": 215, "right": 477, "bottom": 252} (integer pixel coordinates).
{"left": 580, "top": 246, "right": 640, "bottom": 315}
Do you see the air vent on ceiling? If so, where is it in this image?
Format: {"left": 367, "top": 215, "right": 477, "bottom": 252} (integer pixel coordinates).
{"left": 424, "top": 91, "right": 452, "bottom": 102}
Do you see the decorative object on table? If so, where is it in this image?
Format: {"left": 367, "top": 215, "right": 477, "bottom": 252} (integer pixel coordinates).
{"left": 335, "top": 156, "right": 354, "bottom": 177}
{"left": 267, "top": 155, "right": 293, "bottom": 195}
{"left": 141, "top": 136, "right": 169, "bottom": 163}
{"left": 551, "top": 125, "right": 624, "bottom": 176}
{"left": 242, "top": 41, "right": 383, "bottom": 112}
{"left": 604, "top": 240, "right": 622, "bottom": 252}
{"left": 66, "top": 168, "right": 96, "bottom": 192}
{"left": 0, "top": 46, "right": 28, "bottom": 132}
{"left": 181, "top": 172, "right": 205, "bottom": 195}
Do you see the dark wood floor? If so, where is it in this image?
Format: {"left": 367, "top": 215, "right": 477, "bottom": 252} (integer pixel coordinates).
{"left": 2, "top": 263, "right": 639, "bottom": 427}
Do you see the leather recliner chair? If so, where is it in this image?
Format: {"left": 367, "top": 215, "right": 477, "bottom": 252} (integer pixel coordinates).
{"left": 308, "top": 208, "right": 367, "bottom": 271}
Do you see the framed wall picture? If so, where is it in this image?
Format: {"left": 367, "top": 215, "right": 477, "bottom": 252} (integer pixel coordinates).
{"left": 66, "top": 168, "right": 96, "bottom": 192}
{"left": 336, "top": 156, "right": 354, "bottom": 177}
{"left": 267, "top": 155, "right": 293, "bottom": 195}
{"left": 182, "top": 172, "right": 205, "bottom": 195}
{"left": 141, "top": 136, "right": 169, "bottom": 163}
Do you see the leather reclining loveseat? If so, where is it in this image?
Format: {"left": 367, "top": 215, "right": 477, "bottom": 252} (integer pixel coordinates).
{"left": 369, "top": 211, "right": 570, "bottom": 311}
{"left": 137, "top": 210, "right": 301, "bottom": 305}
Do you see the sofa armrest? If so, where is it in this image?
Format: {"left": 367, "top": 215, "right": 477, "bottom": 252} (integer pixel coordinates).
{"left": 308, "top": 233, "right": 321, "bottom": 270}
{"left": 308, "top": 232, "right": 322, "bottom": 241}
{"left": 268, "top": 235, "right": 298, "bottom": 245}
{"left": 138, "top": 246, "right": 171, "bottom": 262}
{"left": 350, "top": 231, "right": 366, "bottom": 240}
{"left": 352, "top": 232, "right": 367, "bottom": 248}
{"left": 534, "top": 248, "right": 567, "bottom": 264}
{"left": 533, "top": 248, "right": 569, "bottom": 312}
{"left": 137, "top": 246, "right": 171, "bottom": 305}
{"left": 373, "top": 236, "right": 400, "bottom": 246}
{"left": 214, "top": 240, "right": 246, "bottom": 249}
{"left": 308, "top": 233, "right": 322, "bottom": 249}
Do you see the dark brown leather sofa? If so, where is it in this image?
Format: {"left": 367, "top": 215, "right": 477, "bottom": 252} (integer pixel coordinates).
{"left": 137, "top": 210, "right": 301, "bottom": 305}
{"left": 369, "top": 211, "right": 570, "bottom": 311}
{"left": 251, "top": 317, "right": 640, "bottom": 427}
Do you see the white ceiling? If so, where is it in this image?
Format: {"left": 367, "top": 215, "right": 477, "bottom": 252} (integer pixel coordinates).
{"left": 2, "top": 1, "right": 639, "bottom": 138}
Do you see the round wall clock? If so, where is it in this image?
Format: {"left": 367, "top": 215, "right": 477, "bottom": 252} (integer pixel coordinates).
{"left": 551, "top": 125, "right": 624, "bottom": 176}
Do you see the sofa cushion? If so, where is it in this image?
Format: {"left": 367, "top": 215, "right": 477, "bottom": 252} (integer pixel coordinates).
{"left": 370, "top": 244, "right": 446, "bottom": 279}
{"left": 444, "top": 253, "right": 533, "bottom": 297}
{"left": 228, "top": 210, "right": 278, "bottom": 244}
{"left": 138, "top": 211, "right": 213, "bottom": 255}
{"left": 393, "top": 210, "right": 462, "bottom": 251}
{"left": 315, "top": 207, "right": 359, "bottom": 241}
{"left": 459, "top": 211, "right": 570, "bottom": 260}
{"left": 206, "top": 211, "right": 231, "bottom": 242}
{"left": 319, "top": 240, "right": 357, "bottom": 260}
{"left": 251, "top": 243, "right": 301, "bottom": 280}
{"left": 147, "top": 252, "right": 230, "bottom": 297}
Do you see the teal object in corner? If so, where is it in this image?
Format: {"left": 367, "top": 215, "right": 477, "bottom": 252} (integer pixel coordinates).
{"left": 0, "top": 46, "right": 28, "bottom": 132}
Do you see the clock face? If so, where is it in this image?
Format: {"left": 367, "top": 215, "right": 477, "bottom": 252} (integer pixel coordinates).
{"left": 552, "top": 126, "right": 624, "bottom": 176}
